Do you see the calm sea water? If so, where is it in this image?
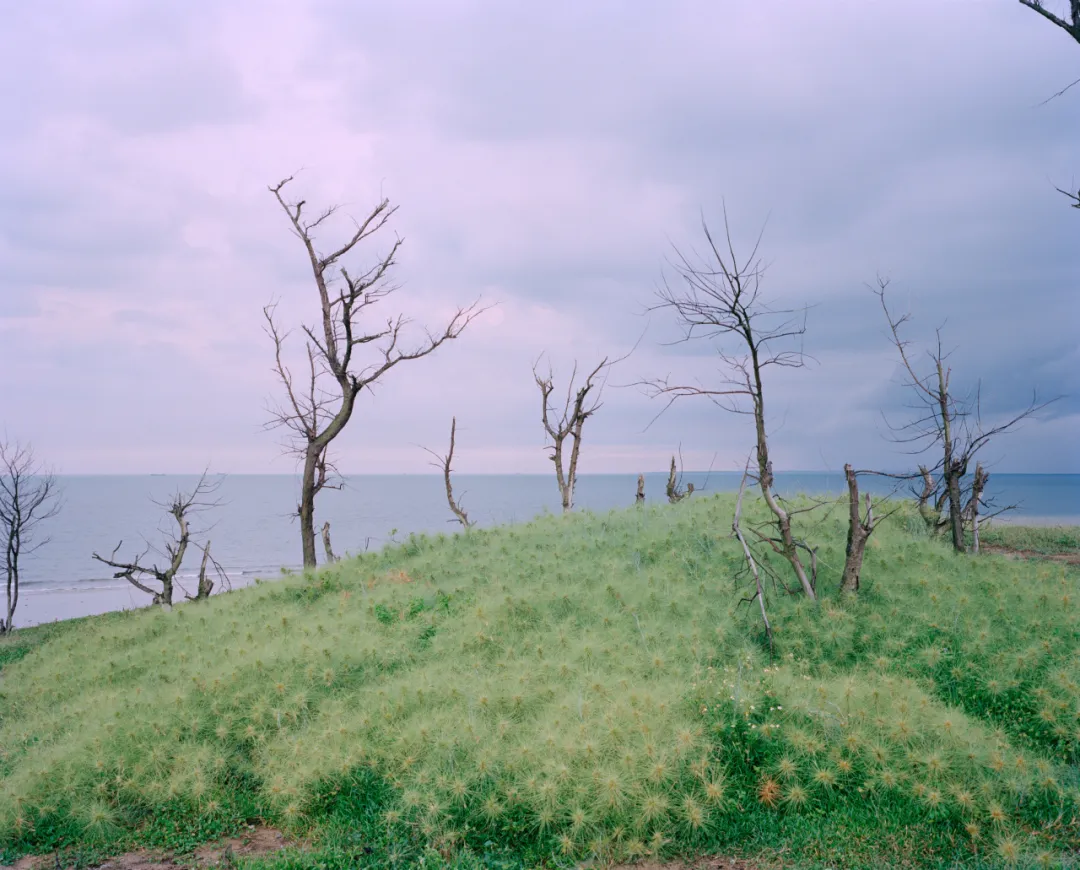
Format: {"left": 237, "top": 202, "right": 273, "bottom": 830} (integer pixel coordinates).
{"left": 12, "top": 472, "right": 1080, "bottom": 628}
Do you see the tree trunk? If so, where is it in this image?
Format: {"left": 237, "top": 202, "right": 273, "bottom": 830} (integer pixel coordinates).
{"left": 564, "top": 427, "right": 582, "bottom": 512}
{"left": 4, "top": 538, "right": 16, "bottom": 633}
{"left": 195, "top": 542, "right": 214, "bottom": 600}
{"left": 733, "top": 464, "right": 772, "bottom": 651}
{"left": 840, "top": 464, "right": 872, "bottom": 594}
{"left": 635, "top": 473, "right": 645, "bottom": 506}
{"left": 946, "top": 462, "right": 965, "bottom": 553}
{"left": 937, "top": 360, "right": 966, "bottom": 554}
{"left": 917, "top": 465, "right": 938, "bottom": 529}
{"left": 971, "top": 503, "right": 980, "bottom": 554}
{"left": 321, "top": 521, "right": 338, "bottom": 563}
{"left": 300, "top": 448, "right": 319, "bottom": 568}
{"left": 666, "top": 456, "right": 680, "bottom": 502}
{"left": 966, "top": 462, "right": 988, "bottom": 555}
{"left": 753, "top": 390, "right": 815, "bottom": 601}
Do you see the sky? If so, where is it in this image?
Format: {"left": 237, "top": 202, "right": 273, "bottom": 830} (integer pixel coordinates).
{"left": 0, "top": 0, "right": 1077, "bottom": 476}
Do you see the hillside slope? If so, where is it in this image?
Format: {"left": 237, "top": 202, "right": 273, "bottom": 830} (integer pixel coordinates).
{"left": 1, "top": 495, "right": 1078, "bottom": 868}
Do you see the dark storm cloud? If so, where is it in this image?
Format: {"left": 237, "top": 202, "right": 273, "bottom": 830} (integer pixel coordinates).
{"left": 0, "top": 0, "right": 1075, "bottom": 473}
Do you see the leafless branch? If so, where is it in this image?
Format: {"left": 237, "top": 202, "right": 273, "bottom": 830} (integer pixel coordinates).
{"left": 1018, "top": 0, "right": 1080, "bottom": 45}
{"left": 733, "top": 458, "right": 772, "bottom": 652}
{"left": 1053, "top": 184, "right": 1080, "bottom": 208}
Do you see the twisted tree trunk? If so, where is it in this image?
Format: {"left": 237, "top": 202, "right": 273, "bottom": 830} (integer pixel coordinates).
{"left": 840, "top": 464, "right": 875, "bottom": 594}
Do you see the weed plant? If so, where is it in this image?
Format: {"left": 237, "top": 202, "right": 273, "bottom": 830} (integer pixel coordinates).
{"left": 0, "top": 497, "right": 1078, "bottom": 867}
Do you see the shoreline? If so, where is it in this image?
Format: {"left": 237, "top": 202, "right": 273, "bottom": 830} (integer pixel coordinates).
{"left": 13, "top": 573, "right": 268, "bottom": 630}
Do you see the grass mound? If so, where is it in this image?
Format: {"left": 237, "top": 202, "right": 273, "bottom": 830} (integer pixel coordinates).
{"left": 1, "top": 496, "right": 1078, "bottom": 867}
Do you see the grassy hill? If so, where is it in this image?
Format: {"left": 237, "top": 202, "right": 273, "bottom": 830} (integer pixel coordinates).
{"left": 1, "top": 495, "right": 1078, "bottom": 868}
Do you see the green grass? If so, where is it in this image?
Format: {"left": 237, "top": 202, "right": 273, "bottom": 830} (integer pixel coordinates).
{"left": 1, "top": 496, "right": 1078, "bottom": 868}
{"left": 977, "top": 524, "right": 1080, "bottom": 555}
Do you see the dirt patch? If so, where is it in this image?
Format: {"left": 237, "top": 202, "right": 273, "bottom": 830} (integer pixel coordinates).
{"left": 190, "top": 825, "right": 290, "bottom": 865}
{"left": 983, "top": 544, "right": 1080, "bottom": 566}
{"left": 1, "top": 826, "right": 291, "bottom": 870}
{"left": 612, "top": 857, "right": 780, "bottom": 870}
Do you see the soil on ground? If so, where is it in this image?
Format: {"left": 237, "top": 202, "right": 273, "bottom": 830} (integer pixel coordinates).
{"left": 4, "top": 836, "right": 778, "bottom": 870}
{"left": 612, "top": 858, "right": 776, "bottom": 870}
{"left": 1, "top": 826, "right": 289, "bottom": 870}
{"left": 983, "top": 543, "right": 1080, "bottom": 566}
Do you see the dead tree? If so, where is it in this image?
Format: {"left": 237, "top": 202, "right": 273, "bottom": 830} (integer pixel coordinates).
{"left": 1019, "top": 0, "right": 1080, "bottom": 45}
{"left": 191, "top": 541, "right": 228, "bottom": 601}
{"left": 963, "top": 463, "right": 989, "bottom": 554}
{"left": 732, "top": 461, "right": 772, "bottom": 651}
{"left": 321, "top": 522, "right": 339, "bottom": 563}
{"left": 840, "top": 465, "right": 878, "bottom": 594}
{"left": 0, "top": 441, "right": 61, "bottom": 634}
{"left": 1018, "top": 2, "right": 1080, "bottom": 206}
{"left": 641, "top": 210, "right": 816, "bottom": 600}
{"left": 421, "top": 416, "right": 472, "bottom": 528}
{"left": 915, "top": 465, "right": 942, "bottom": 531}
{"left": 635, "top": 474, "right": 646, "bottom": 506}
{"left": 875, "top": 278, "right": 1050, "bottom": 553}
{"left": 264, "top": 175, "right": 486, "bottom": 567}
{"left": 534, "top": 356, "right": 610, "bottom": 512}
{"left": 665, "top": 455, "right": 695, "bottom": 503}
{"left": 92, "top": 473, "right": 221, "bottom": 607}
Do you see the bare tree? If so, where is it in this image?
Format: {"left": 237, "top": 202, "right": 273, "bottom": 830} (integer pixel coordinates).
{"left": 641, "top": 210, "right": 816, "bottom": 600}
{"left": 191, "top": 541, "right": 229, "bottom": 601}
{"left": 962, "top": 463, "right": 990, "bottom": 554}
{"left": 915, "top": 464, "right": 942, "bottom": 530}
{"left": 665, "top": 455, "right": 695, "bottom": 503}
{"left": 732, "top": 461, "right": 772, "bottom": 651}
{"left": 321, "top": 522, "right": 339, "bottom": 564}
{"left": 0, "top": 441, "right": 61, "bottom": 634}
{"left": 1019, "top": 0, "right": 1080, "bottom": 45}
{"left": 92, "top": 473, "right": 221, "bottom": 607}
{"left": 534, "top": 356, "right": 611, "bottom": 513}
{"left": 840, "top": 465, "right": 879, "bottom": 594}
{"left": 1018, "top": 2, "right": 1080, "bottom": 206}
{"left": 875, "top": 278, "right": 1050, "bottom": 552}
{"left": 421, "top": 416, "right": 472, "bottom": 528}
{"left": 264, "top": 175, "right": 486, "bottom": 567}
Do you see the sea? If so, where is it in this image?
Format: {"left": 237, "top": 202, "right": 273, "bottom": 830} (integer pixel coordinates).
{"left": 11, "top": 472, "right": 1080, "bottom": 628}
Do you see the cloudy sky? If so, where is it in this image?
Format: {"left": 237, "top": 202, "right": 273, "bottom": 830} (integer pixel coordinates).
{"left": 1, "top": 0, "right": 1076, "bottom": 476}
